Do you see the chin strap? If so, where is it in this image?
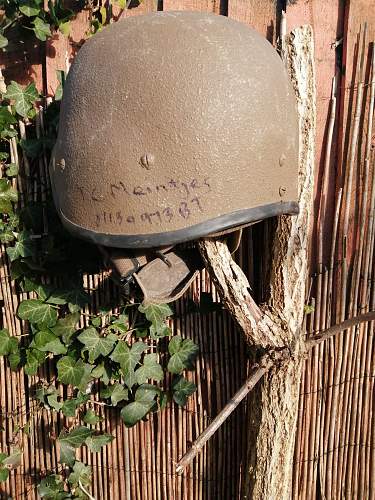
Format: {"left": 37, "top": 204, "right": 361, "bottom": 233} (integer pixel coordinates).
{"left": 101, "top": 229, "right": 243, "bottom": 304}
{"left": 134, "top": 247, "right": 203, "bottom": 304}
{"left": 102, "top": 246, "right": 203, "bottom": 304}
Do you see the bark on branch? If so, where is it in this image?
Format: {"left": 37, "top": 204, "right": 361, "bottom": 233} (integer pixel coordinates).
{"left": 176, "top": 311, "right": 375, "bottom": 473}
{"left": 305, "top": 311, "right": 375, "bottom": 348}
{"left": 187, "top": 25, "right": 316, "bottom": 500}
{"left": 175, "top": 350, "right": 282, "bottom": 474}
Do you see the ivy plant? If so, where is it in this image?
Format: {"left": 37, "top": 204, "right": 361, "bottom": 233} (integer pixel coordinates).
{"left": 0, "top": 0, "right": 74, "bottom": 46}
{"left": 0, "top": 0, "right": 212, "bottom": 492}
{"left": 0, "top": 72, "right": 200, "bottom": 494}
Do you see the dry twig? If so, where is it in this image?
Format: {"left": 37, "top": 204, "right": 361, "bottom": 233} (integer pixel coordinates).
{"left": 176, "top": 310, "right": 375, "bottom": 473}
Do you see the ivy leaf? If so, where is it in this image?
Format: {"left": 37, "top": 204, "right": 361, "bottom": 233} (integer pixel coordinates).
{"left": 108, "top": 313, "right": 128, "bottom": 333}
{"left": 2, "top": 449, "right": 22, "bottom": 468}
{"left": 57, "top": 358, "right": 93, "bottom": 392}
{"left": 54, "top": 70, "right": 66, "bottom": 101}
{"left": 0, "top": 468, "right": 9, "bottom": 482}
{"left": 110, "top": 383, "right": 128, "bottom": 406}
{"left": 135, "top": 327, "right": 148, "bottom": 338}
{"left": 6, "top": 211, "right": 18, "bottom": 228}
{"left": 0, "top": 107, "right": 16, "bottom": 133}
{"left": 172, "top": 376, "right": 197, "bottom": 406}
{"left": 135, "top": 353, "right": 163, "bottom": 385}
{"left": 58, "top": 426, "right": 92, "bottom": 466}
{"left": 0, "top": 329, "right": 18, "bottom": 356}
{"left": 58, "top": 21, "right": 70, "bottom": 36}
{"left": 150, "top": 323, "right": 171, "bottom": 340}
{"left": 83, "top": 409, "right": 102, "bottom": 425}
{"left": 85, "top": 433, "right": 113, "bottom": 453}
{"left": 60, "top": 399, "right": 79, "bottom": 418}
{"left": 6, "top": 163, "right": 19, "bottom": 177}
{"left": 0, "top": 452, "right": 20, "bottom": 478}
{"left": 100, "top": 383, "right": 128, "bottom": 406}
{"left": 8, "top": 350, "right": 21, "bottom": 370}
{"left": 46, "top": 390, "right": 63, "bottom": 411}
{"left": 159, "top": 391, "right": 169, "bottom": 410}
{"left": 0, "top": 178, "right": 18, "bottom": 214}
{"left": 33, "top": 17, "right": 51, "bottom": 41}
{"left": 4, "top": 81, "right": 39, "bottom": 118}
{"left": 77, "top": 328, "right": 116, "bottom": 364}
{"left": 19, "top": 1, "right": 41, "bottom": 16}
{"left": 90, "top": 316, "right": 101, "bottom": 328}
{"left": 37, "top": 284, "right": 67, "bottom": 304}
{"left": 120, "top": 384, "right": 159, "bottom": 427}
{"left": 48, "top": 0, "right": 74, "bottom": 27}
{"left": 10, "top": 260, "right": 29, "bottom": 280}
{"left": 110, "top": 340, "right": 147, "bottom": 380}
{"left": 61, "top": 394, "right": 89, "bottom": 417}
{"left": 167, "top": 336, "right": 199, "bottom": 374}
{"left": 138, "top": 303, "right": 172, "bottom": 331}
{"left": 61, "top": 288, "right": 90, "bottom": 312}
{"left": 0, "top": 229, "right": 15, "bottom": 244}
{"left": 6, "top": 231, "right": 35, "bottom": 262}
{"left": 68, "top": 461, "right": 92, "bottom": 489}
{"left": 52, "top": 313, "right": 80, "bottom": 345}
{"left": 38, "top": 474, "right": 69, "bottom": 499}
{"left": 33, "top": 329, "right": 67, "bottom": 355}
{"left": 60, "top": 426, "right": 93, "bottom": 448}
{"left": 0, "top": 34, "right": 8, "bottom": 49}
{"left": 113, "top": 0, "right": 126, "bottom": 8}
{"left": 24, "top": 348, "right": 46, "bottom": 375}
{"left": 18, "top": 299, "right": 58, "bottom": 327}
{"left": 56, "top": 357, "right": 85, "bottom": 388}
{"left": 79, "top": 363, "right": 94, "bottom": 393}
{"left": 35, "top": 384, "right": 55, "bottom": 406}
{"left": 91, "top": 362, "right": 112, "bottom": 385}
{"left": 124, "top": 369, "right": 137, "bottom": 390}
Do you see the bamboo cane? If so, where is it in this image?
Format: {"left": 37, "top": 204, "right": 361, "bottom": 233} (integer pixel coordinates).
{"left": 326, "top": 26, "right": 366, "bottom": 498}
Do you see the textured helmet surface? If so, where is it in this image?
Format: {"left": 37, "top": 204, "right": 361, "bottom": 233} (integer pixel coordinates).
{"left": 50, "top": 11, "right": 299, "bottom": 249}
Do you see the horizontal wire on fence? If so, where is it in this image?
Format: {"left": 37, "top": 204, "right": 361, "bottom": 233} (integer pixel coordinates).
{"left": 9, "top": 463, "right": 244, "bottom": 483}
{"left": 0, "top": 405, "right": 39, "bottom": 418}
{"left": 299, "top": 373, "right": 375, "bottom": 396}
{"left": 317, "top": 81, "right": 375, "bottom": 101}
{"left": 0, "top": 403, "right": 217, "bottom": 422}
{"left": 294, "top": 441, "right": 375, "bottom": 465}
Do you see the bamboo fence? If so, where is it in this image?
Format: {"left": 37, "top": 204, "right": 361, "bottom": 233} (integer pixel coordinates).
{"left": 0, "top": 0, "right": 375, "bottom": 499}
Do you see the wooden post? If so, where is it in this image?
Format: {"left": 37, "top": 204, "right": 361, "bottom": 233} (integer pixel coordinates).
{"left": 191, "top": 25, "right": 316, "bottom": 499}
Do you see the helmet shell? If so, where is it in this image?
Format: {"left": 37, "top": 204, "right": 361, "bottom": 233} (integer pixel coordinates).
{"left": 50, "top": 11, "right": 299, "bottom": 248}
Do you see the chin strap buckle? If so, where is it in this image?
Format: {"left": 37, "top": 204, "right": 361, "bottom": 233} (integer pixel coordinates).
{"left": 119, "top": 257, "right": 141, "bottom": 286}
{"left": 154, "top": 251, "right": 172, "bottom": 268}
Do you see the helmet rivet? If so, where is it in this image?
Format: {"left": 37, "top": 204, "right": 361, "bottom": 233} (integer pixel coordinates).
{"left": 279, "top": 154, "right": 286, "bottom": 167}
{"left": 140, "top": 153, "right": 155, "bottom": 170}
{"left": 58, "top": 158, "right": 66, "bottom": 171}
{"left": 279, "top": 186, "right": 287, "bottom": 197}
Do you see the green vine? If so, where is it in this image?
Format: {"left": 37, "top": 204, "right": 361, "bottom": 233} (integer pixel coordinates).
{"left": 0, "top": 0, "right": 75, "bottom": 44}
{"left": 0, "top": 0, "right": 140, "bottom": 46}
{"left": 0, "top": 3, "right": 204, "bottom": 496}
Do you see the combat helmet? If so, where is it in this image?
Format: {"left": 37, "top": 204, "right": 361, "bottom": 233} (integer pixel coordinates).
{"left": 49, "top": 11, "right": 299, "bottom": 303}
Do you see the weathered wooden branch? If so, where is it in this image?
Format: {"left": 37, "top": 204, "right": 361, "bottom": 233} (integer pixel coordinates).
{"left": 305, "top": 311, "right": 375, "bottom": 348}
{"left": 184, "top": 25, "right": 316, "bottom": 500}
{"left": 176, "top": 310, "right": 375, "bottom": 473}
{"left": 175, "top": 350, "right": 283, "bottom": 474}
{"left": 198, "top": 239, "right": 280, "bottom": 348}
